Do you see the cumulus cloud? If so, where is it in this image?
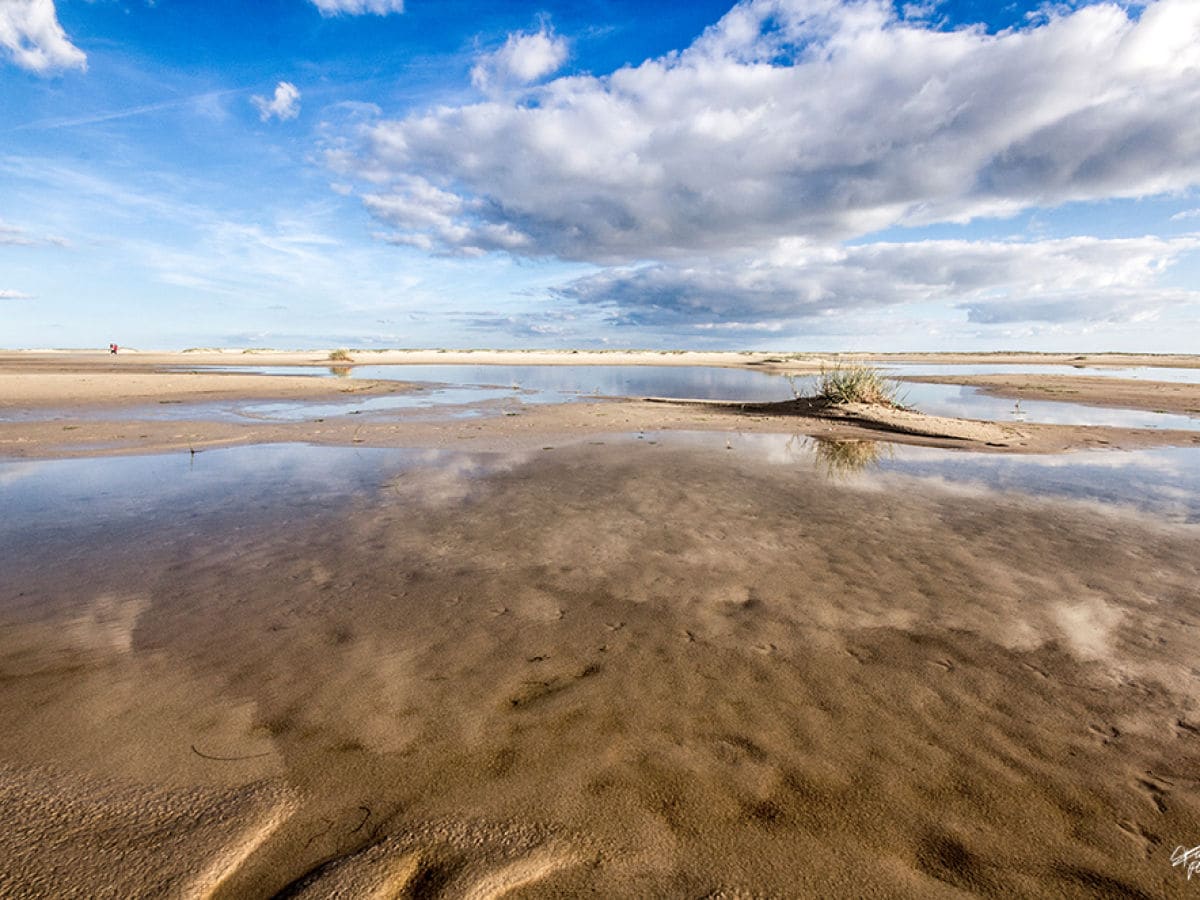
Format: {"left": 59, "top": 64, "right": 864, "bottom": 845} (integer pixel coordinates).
{"left": 252, "top": 82, "right": 301, "bottom": 122}
{"left": 555, "top": 236, "right": 1200, "bottom": 329}
{"left": 470, "top": 26, "right": 569, "bottom": 93}
{"left": 0, "top": 0, "right": 86, "bottom": 73}
{"left": 310, "top": 0, "right": 403, "bottom": 15}
{"left": 338, "top": 0, "right": 1200, "bottom": 260}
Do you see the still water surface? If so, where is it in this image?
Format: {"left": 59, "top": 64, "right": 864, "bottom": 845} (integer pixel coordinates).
{"left": 5, "top": 436, "right": 1200, "bottom": 545}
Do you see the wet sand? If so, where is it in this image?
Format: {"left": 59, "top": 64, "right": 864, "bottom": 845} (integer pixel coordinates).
{"left": 2, "top": 438, "right": 1200, "bottom": 896}
{"left": 3, "top": 352, "right": 1200, "bottom": 896}
{"left": 5, "top": 392, "right": 1200, "bottom": 460}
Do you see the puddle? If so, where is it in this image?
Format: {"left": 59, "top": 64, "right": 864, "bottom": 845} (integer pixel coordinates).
{"left": 5, "top": 435, "right": 1199, "bottom": 550}
{"left": 235, "top": 386, "right": 542, "bottom": 422}
{"left": 0, "top": 443, "right": 545, "bottom": 539}
{"left": 708, "top": 432, "right": 1200, "bottom": 523}
{"left": 874, "top": 442, "right": 1200, "bottom": 522}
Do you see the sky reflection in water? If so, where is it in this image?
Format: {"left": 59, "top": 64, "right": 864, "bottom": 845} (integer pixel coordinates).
{"left": 155, "top": 363, "right": 1200, "bottom": 430}
{"left": 4, "top": 437, "right": 1200, "bottom": 556}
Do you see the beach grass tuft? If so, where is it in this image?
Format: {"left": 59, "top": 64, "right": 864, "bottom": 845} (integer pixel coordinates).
{"left": 328, "top": 348, "right": 353, "bottom": 362}
{"left": 815, "top": 364, "right": 900, "bottom": 407}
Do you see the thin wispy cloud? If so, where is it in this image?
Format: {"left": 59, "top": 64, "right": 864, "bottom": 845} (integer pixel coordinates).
{"left": 0, "top": 289, "right": 34, "bottom": 299}
{"left": 0, "top": 0, "right": 85, "bottom": 73}
{"left": 7, "top": 91, "right": 241, "bottom": 133}
{"left": 0, "top": 220, "right": 65, "bottom": 247}
{"left": 310, "top": 0, "right": 404, "bottom": 16}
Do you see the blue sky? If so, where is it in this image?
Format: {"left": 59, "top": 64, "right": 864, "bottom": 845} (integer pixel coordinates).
{"left": 3, "top": 0, "right": 1200, "bottom": 351}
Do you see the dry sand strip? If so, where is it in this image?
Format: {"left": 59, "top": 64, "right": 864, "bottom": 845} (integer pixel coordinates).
{"left": 0, "top": 369, "right": 417, "bottom": 412}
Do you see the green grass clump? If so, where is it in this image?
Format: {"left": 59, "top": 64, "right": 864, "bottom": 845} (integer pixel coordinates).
{"left": 328, "top": 348, "right": 353, "bottom": 362}
{"left": 815, "top": 365, "right": 900, "bottom": 406}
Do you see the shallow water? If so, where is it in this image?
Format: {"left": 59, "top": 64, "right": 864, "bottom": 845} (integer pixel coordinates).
{"left": 160, "top": 362, "right": 1200, "bottom": 429}
{"left": 895, "top": 380, "right": 1200, "bottom": 430}
{"left": 192, "top": 360, "right": 1200, "bottom": 385}
{"left": 717, "top": 433, "right": 1200, "bottom": 522}
{"left": 7, "top": 436, "right": 1200, "bottom": 532}
{"left": 13, "top": 362, "right": 1197, "bottom": 430}
{"left": 188, "top": 363, "right": 802, "bottom": 401}
{"left": 3, "top": 436, "right": 1200, "bottom": 896}
{"left": 877, "top": 362, "right": 1200, "bottom": 383}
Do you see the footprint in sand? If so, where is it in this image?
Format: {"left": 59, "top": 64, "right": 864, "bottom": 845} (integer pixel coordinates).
{"left": 1087, "top": 723, "right": 1121, "bottom": 745}
{"left": 281, "top": 835, "right": 581, "bottom": 899}
{"left": 1175, "top": 718, "right": 1200, "bottom": 737}
{"left": 1134, "top": 774, "right": 1172, "bottom": 814}
{"left": 1117, "top": 820, "right": 1161, "bottom": 859}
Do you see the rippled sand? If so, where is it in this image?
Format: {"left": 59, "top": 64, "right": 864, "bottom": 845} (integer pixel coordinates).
{"left": 2, "top": 436, "right": 1199, "bottom": 896}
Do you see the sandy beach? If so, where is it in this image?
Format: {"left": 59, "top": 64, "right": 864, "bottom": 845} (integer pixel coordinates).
{"left": 3, "top": 350, "right": 1200, "bottom": 459}
{"left": 2, "top": 351, "right": 1200, "bottom": 896}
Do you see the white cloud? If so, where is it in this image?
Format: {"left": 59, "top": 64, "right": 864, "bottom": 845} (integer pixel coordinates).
{"left": 471, "top": 26, "right": 569, "bottom": 93}
{"left": 0, "top": 289, "right": 34, "bottom": 299}
{"left": 0, "top": 222, "right": 35, "bottom": 246}
{"left": 554, "top": 236, "right": 1200, "bottom": 329}
{"left": 1171, "top": 208, "right": 1200, "bottom": 221}
{"left": 0, "top": 0, "right": 86, "bottom": 73}
{"left": 0, "top": 220, "right": 66, "bottom": 247}
{"left": 338, "top": 0, "right": 1200, "bottom": 261}
{"left": 310, "top": 0, "right": 403, "bottom": 15}
{"left": 251, "top": 82, "right": 301, "bottom": 122}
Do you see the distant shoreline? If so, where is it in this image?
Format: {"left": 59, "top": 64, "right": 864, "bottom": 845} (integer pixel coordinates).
{"left": 3, "top": 347, "right": 1200, "bottom": 369}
